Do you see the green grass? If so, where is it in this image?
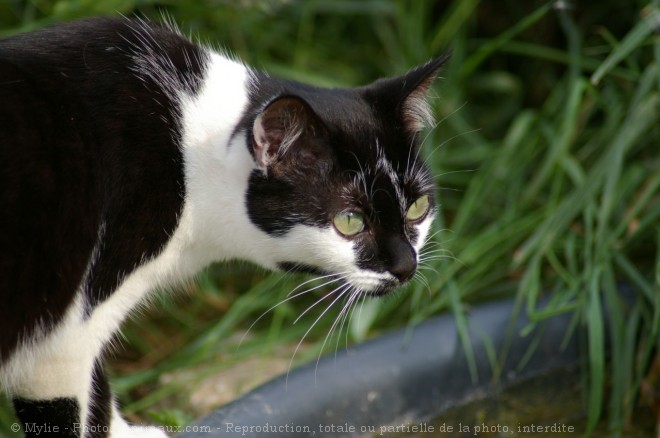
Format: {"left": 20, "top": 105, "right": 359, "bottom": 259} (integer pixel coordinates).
{"left": 1, "top": 1, "right": 659, "bottom": 436}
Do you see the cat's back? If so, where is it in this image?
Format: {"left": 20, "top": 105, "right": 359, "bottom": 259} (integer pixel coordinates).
{"left": 0, "top": 16, "right": 206, "bottom": 222}
{"left": 0, "top": 18, "right": 142, "bottom": 250}
{"left": 0, "top": 17, "right": 190, "bottom": 72}
{"left": 0, "top": 18, "right": 152, "bottom": 167}
{"left": 0, "top": 18, "right": 141, "bottom": 102}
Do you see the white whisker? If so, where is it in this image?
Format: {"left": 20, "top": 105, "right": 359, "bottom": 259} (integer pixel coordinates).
{"left": 333, "top": 288, "right": 362, "bottom": 359}
{"left": 237, "top": 274, "right": 347, "bottom": 348}
{"left": 287, "top": 271, "right": 351, "bottom": 296}
{"left": 315, "top": 288, "right": 361, "bottom": 381}
{"left": 413, "top": 271, "right": 432, "bottom": 295}
{"left": 286, "top": 284, "right": 352, "bottom": 388}
{"left": 419, "top": 248, "right": 454, "bottom": 256}
{"left": 419, "top": 254, "right": 463, "bottom": 265}
{"left": 293, "top": 280, "right": 348, "bottom": 325}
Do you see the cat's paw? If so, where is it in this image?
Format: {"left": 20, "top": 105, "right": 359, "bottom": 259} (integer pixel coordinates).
{"left": 111, "top": 424, "right": 169, "bottom": 438}
{"left": 131, "top": 426, "right": 169, "bottom": 438}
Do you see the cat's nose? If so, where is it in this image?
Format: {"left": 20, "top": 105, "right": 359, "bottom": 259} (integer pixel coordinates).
{"left": 387, "top": 237, "right": 417, "bottom": 283}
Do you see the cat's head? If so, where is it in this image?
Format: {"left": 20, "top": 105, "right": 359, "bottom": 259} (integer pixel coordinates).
{"left": 244, "top": 56, "right": 448, "bottom": 296}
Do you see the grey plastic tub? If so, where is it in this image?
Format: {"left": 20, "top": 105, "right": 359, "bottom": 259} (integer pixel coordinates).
{"left": 177, "top": 298, "right": 581, "bottom": 437}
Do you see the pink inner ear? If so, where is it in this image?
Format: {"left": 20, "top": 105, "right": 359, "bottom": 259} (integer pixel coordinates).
{"left": 252, "top": 97, "right": 308, "bottom": 170}
{"left": 253, "top": 112, "right": 283, "bottom": 169}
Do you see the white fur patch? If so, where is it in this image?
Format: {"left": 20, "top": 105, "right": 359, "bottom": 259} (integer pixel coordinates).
{"left": 414, "top": 212, "right": 435, "bottom": 255}
{"left": 375, "top": 138, "right": 406, "bottom": 212}
{"left": 1, "top": 294, "right": 94, "bottom": 429}
{"left": 84, "top": 53, "right": 257, "bottom": 345}
{"left": 269, "top": 224, "right": 396, "bottom": 291}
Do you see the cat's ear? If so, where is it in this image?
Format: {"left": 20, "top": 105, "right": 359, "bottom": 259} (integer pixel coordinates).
{"left": 252, "top": 96, "right": 329, "bottom": 174}
{"left": 398, "top": 54, "right": 450, "bottom": 132}
{"left": 364, "top": 53, "right": 450, "bottom": 133}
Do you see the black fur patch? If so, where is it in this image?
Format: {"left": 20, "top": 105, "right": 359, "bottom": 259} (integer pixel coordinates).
{"left": 13, "top": 397, "right": 80, "bottom": 437}
{"left": 0, "top": 18, "right": 206, "bottom": 359}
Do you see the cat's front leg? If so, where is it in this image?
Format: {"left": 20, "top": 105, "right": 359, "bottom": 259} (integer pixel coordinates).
{"left": 74, "top": 363, "right": 169, "bottom": 438}
{"left": 8, "top": 345, "right": 100, "bottom": 437}
{"left": 9, "top": 354, "right": 107, "bottom": 437}
{"left": 5, "top": 324, "right": 167, "bottom": 438}
{"left": 10, "top": 359, "right": 168, "bottom": 438}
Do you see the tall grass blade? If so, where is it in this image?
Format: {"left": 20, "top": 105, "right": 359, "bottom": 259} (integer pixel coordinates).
{"left": 591, "top": 6, "right": 659, "bottom": 85}
{"left": 586, "top": 267, "right": 605, "bottom": 435}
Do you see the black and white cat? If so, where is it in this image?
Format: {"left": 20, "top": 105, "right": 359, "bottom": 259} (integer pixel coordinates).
{"left": 0, "top": 17, "right": 446, "bottom": 437}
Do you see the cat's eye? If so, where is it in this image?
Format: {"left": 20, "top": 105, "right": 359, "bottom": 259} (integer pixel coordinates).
{"left": 333, "top": 211, "right": 365, "bottom": 237}
{"left": 406, "top": 195, "right": 430, "bottom": 222}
